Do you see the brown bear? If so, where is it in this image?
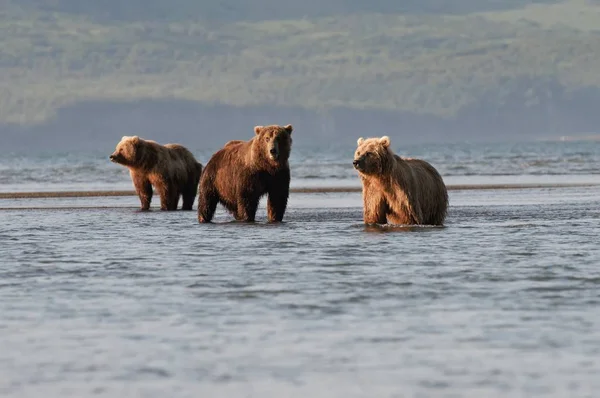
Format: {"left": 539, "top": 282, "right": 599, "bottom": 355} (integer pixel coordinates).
{"left": 110, "top": 136, "right": 203, "bottom": 211}
{"left": 353, "top": 136, "right": 448, "bottom": 226}
{"left": 197, "top": 124, "right": 294, "bottom": 223}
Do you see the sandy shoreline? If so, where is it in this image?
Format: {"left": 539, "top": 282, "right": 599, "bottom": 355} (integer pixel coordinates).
{"left": 0, "top": 182, "right": 598, "bottom": 199}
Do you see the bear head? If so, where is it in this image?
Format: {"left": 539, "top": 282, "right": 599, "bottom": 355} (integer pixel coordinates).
{"left": 253, "top": 124, "right": 293, "bottom": 163}
{"left": 353, "top": 136, "right": 391, "bottom": 175}
{"left": 109, "top": 135, "right": 143, "bottom": 166}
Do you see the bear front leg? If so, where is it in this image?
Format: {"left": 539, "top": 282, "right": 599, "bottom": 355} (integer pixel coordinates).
{"left": 391, "top": 197, "right": 422, "bottom": 225}
{"left": 236, "top": 196, "right": 259, "bottom": 222}
{"left": 267, "top": 187, "right": 289, "bottom": 222}
{"left": 387, "top": 209, "right": 416, "bottom": 225}
{"left": 132, "top": 174, "right": 152, "bottom": 211}
{"left": 197, "top": 181, "right": 218, "bottom": 223}
{"left": 362, "top": 190, "right": 388, "bottom": 224}
{"left": 409, "top": 206, "right": 423, "bottom": 225}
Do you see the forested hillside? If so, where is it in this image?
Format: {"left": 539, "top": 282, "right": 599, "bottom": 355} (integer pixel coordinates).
{"left": 16, "top": 0, "right": 560, "bottom": 21}
{"left": 1, "top": 0, "right": 599, "bottom": 147}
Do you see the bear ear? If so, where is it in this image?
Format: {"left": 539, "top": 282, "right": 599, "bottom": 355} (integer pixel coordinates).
{"left": 254, "top": 126, "right": 263, "bottom": 135}
{"left": 357, "top": 137, "right": 365, "bottom": 146}
{"left": 379, "top": 136, "right": 390, "bottom": 148}
{"left": 283, "top": 124, "right": 293, "bottom": 135}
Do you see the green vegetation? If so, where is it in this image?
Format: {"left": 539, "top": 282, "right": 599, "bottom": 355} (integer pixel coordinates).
{"left": 15, "top": 0, "right": 561, "bottom": 22}
{"left": 1, "top": 0, "right": 599, "bottom": 125}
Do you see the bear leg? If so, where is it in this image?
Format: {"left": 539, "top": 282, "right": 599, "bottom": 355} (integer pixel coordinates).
{"left": 363, "top": 192, "right": 388, "bottom": 224}
{"left": 387, "top": 202, "right": 422, "bottom": 225}
{"left": 167, "top": 188, "right": 180, "bottom": 211}
{"left": 156, "top": 183, "right": 179, "bottom": 211}
{"left": 387, "top": 210, "right": 415, "bottom": 225}
{"left": 181, "top": 190, "right": 196, "bottom": 211}
{"left": 181, "top": 163, "right": 202, "bottom": 211}
{"left": 132, "top": 175, "right": 153, "bottom": 211}
{"left": 197, "top": 184, "right": 218, "bottom": 223}
{"left": 236, "top": 196, "right": 259, "bottom": 222}
{"left": 181, "top": 178, "right": 198, "bottom": 211}
{"left": 267, "top": 187, "right": 289, "bottom": 222}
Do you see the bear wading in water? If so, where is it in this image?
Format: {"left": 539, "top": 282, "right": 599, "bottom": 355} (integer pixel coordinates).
{"left": 197, "top": 124, "right": 293, "bottom": 223}
{"left": 110, "top": 136, "right": 203, "bottom": 211}
{"left": 353, "top": 136, "right": 448, "bottom": 226}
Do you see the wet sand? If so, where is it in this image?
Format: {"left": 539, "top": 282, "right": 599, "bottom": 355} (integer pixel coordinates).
{"left": 0, "top": 182, "right": 598, "bottom": 200}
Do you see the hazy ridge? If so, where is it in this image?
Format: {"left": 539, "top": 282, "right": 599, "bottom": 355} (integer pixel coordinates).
{"left": 2, "top": 0, "right": 600, "bottom": 149}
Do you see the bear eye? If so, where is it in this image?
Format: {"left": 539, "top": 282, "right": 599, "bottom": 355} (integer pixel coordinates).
{"left": 265, "top": 137, "right": 271, "bottom": 142}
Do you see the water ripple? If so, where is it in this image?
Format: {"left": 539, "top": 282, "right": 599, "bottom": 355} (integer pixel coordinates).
{"left": 1, "top": 186, "right": 600, "bottom": 397}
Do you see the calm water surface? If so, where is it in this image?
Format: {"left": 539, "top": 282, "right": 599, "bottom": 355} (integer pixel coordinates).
{"left": 1, "top": 185, "right": 600, "bottom": 397}
{"left": 2, "top": 141, "right": 600, "bottom": 191}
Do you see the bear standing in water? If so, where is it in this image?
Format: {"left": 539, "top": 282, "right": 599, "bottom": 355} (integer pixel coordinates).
{"left": 198, "top": 124, "right": 293, "bottom": 223}
{"left": 353, "top": 136, "right": 448, "bottom": 226}
{"left": 110, "top": 136, "right": 203, "bottom": 211}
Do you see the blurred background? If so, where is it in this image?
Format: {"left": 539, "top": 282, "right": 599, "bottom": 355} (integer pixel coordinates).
{"left": 1, "top": 0, "right": 600, "bottom": 152}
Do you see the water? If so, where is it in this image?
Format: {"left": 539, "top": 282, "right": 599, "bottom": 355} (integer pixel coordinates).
{"left": 1, "top": 141, "right": 600, "bottom": 192}
{"left": 1, "top": 141, "right": 600, "bottom": 397}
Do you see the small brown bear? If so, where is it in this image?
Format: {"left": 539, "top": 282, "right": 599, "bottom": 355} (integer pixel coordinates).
{"left": 353, "top": 136, "right": 448, "bottom": 226}
{"left": 110, "top": 136, "right": 203, "bottom": 211}
{"left": 198, "top": 124, "right": 294, "bottom": 223}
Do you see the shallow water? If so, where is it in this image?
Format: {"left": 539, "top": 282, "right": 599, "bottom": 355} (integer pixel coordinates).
{"left": 1, "top": 186, "right": 600, "bottom": 397}
{"left": 2, "top": 141, "right": 600, "bottom": 192}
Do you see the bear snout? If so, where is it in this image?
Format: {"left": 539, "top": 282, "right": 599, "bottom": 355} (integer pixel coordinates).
{"left": 109, "top": 153, "right": 122, "bottom": 163}
{"left": 269, "top": 148, "right": 279, "bottom": 160}
{"left": 353, "top": 159, "right": 364, "bottom": 170}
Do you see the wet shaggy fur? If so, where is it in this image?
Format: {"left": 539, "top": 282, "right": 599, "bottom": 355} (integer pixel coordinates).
{"left": 353, "top": 136, "right": 448, "bottom": 226}
{"left": 198, "top": 124, "right": 294, "bottom": 223}
{"left": 110, "top": 136, "right": 203, "bottom": 211}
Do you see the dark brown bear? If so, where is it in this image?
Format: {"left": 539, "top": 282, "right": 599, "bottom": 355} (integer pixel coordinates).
{"left": 197, "top": 124, "right": 294, "bottom": 223}
{"left": 110, "top": 136, "right": 203, "bottom": 211}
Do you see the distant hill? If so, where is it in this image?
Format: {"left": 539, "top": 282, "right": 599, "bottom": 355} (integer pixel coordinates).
{"left": 1, "top": 0, "right": 600, "bottom": 148}
{"left": 16, "top": 0, "right": 560, "bottom": 21}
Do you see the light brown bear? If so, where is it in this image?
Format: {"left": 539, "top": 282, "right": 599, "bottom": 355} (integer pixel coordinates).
{"left": 353, "top": 136, "right": 448, "bottom": 226}
{"left": 110, "top": 136, "right": 203, "bottom": 211}
{"left": 197, "top": 124, "right": 293, "bottom": 223}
